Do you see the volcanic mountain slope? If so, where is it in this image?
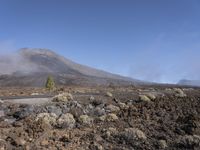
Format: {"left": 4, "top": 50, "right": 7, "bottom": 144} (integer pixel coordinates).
{"left": 0, "top": 48, "right": 141, "bottom": 87}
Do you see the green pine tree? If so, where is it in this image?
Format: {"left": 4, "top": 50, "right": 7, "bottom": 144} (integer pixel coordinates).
{"left": 45, "top": 76, "right": 55, "bottom": 91}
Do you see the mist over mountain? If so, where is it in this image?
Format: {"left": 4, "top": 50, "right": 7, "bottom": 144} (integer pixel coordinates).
{"left": 0, "top": 48, "right": 140, "bottom": 87}
{"left": 178, "top": 79, "right": 200, "bottom": 87}
{"left": 0, "top": 52, "right": 39, "bottom": 75}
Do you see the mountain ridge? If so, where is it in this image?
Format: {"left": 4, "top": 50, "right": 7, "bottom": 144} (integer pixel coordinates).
{"left": 0, "top": 48, "right": 142, "bottom": 87}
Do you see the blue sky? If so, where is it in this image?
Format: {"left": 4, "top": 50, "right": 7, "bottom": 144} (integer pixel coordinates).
{"left": 0, "top": 0, "right": 200, "bottom": 83}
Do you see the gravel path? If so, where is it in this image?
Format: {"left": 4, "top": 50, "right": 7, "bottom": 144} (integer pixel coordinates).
{"left": 4, "top": 98, "right": 52, "bottom": 105}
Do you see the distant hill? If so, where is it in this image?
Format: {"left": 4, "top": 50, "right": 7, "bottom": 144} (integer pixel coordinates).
{"left": 177, "top": 79, "right": 200, "bottom": 87}
{"left": 0, "top": 48, "right": 142, "bottom": 87}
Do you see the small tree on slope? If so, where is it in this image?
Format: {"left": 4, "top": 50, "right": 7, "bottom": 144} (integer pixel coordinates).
{"left": 45, "top": 76, "right": 55, "bottom": 91}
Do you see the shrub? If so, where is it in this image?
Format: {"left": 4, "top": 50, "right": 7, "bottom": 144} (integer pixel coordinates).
{"left": 45, "top": 76, "right": 55, "bottom": 91}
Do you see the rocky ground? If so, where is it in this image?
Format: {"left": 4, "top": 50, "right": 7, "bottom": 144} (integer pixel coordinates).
{"left": 0, "top": 85, "right": 200, "bottom": 150}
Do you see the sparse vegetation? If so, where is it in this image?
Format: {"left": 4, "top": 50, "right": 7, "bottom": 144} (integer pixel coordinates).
{"left": 174, "top": 88, "right": 187, "bottom": 97}
{"left": 0, "top": 86, "right": 200, "bottom": 149}
{"left": 106, "top": 91, "right": 113, "bottom": 97}
{"left": 79, "top": 115, "right": 93, "bottom": 125}
{"left": 139, "top": 95, "right": 151, "bottom": 102}
{"left": 45, "top": 76, "right": 55, "bottom": 91}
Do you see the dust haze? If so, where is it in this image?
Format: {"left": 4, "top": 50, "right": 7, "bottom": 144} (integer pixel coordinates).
{"left": 0, "top": 40, "right": 199, "bottom": 83}
{"left": 129, "top": 50, "right": 200, "bottom": 84}
{"left": 128, "top": 34, "right": 200, "bottom": 84}
{"left": 0, "top": 50, "right": 39, "bottom": 75}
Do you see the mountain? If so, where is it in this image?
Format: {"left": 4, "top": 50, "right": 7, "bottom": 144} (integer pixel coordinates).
{"left": 178, "top": 79, "right": 200, "bottom": 87}
{"left": 0, "top": 48, "right": 141, "bottom": 87}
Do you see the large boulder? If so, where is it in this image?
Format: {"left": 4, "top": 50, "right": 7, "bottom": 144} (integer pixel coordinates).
{"left": 57, "top": 113, "right": 76, "bottom": 129}
{"left": 52, "top": 93, "right": 73, "bottom": 102}
{"left": 35, "top": 113, "right": 57, "bottom": 126}
{"left": 13, "top": 106, "right": 34, "bottom": 119}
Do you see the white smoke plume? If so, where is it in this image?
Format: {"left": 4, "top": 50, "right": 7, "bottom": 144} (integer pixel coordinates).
{"left": 0, "top": 41, "right": 39, "bottom": 75}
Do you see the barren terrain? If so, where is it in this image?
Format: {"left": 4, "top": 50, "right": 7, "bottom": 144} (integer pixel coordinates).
{"left": 0, "top": 85, "right": 200, "bottom": 150}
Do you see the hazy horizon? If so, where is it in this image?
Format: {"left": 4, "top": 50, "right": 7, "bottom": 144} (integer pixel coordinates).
{"left": 0, "top": 0, "right": 200, "bottom": 83}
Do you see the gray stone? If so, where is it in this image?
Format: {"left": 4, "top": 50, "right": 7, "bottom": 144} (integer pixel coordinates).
{"left": 13, "top": 105, "right": 34, "bottom": 119}
{"left": 46, "top": 105, "right": 62, "bottom": 116}
{"left": 69, "top": 101, "right": 82, "bottom": 108}
{"left": 60, "top": 104, "right": 70, "bottom": 114}
{"left": 94, "top": 107, "right": 106, "bottom": 116}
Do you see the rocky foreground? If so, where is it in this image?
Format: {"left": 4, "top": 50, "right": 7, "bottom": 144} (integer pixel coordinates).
{"left": 0, "top": 86, "right": 200, "bottom": 150}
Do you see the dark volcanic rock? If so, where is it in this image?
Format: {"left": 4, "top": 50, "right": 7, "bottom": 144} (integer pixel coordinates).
{"left": 13, "top": 105, "right": 34, "bottom": 119}
{"left": 0, "top": 86, "right": 200, "bottom": 149}
{"left": 46, "top": 105, "right": 62, "bottom": 116}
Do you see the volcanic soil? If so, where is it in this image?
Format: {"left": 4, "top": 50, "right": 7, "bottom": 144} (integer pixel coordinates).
{"left": 0, "top": 85, "right": 200, "bottom": 150}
